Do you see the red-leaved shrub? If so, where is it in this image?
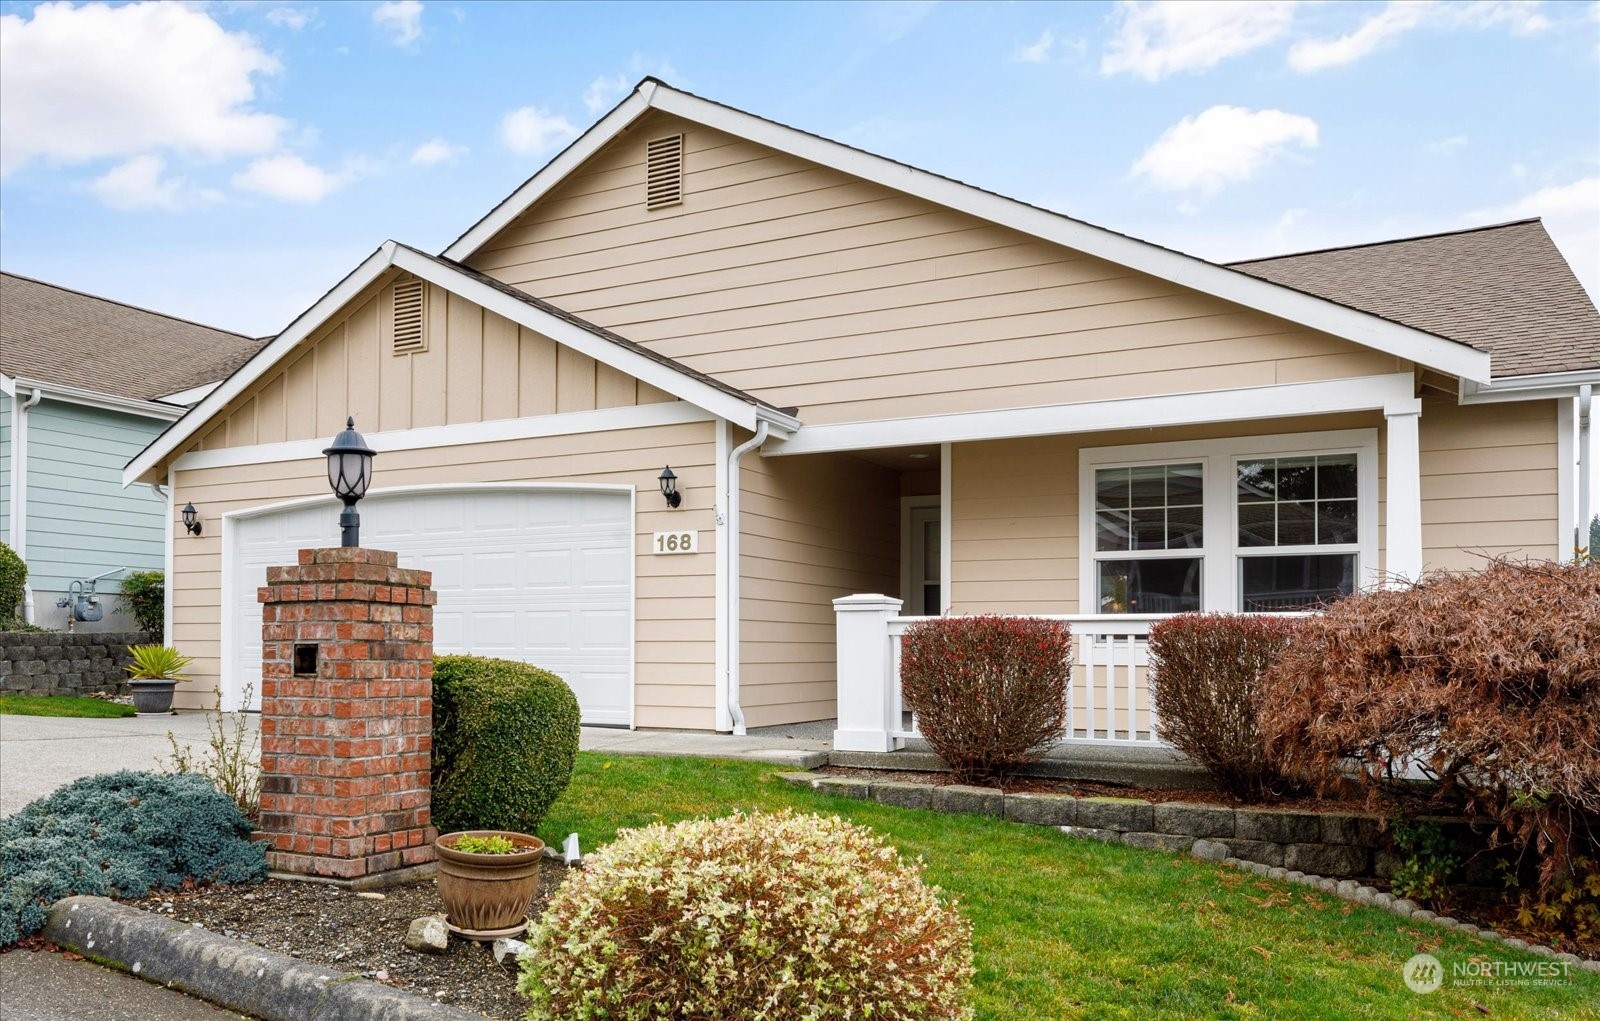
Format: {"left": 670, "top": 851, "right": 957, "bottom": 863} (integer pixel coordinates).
{"left": 1147, "top": 613, "right": 1301, "bottom": 800}
{"left": 900, "top": 616, "right": 1070, "bottom": 785}
{"left": 1259, "top": 559, "right": 1600, "bottom": 890}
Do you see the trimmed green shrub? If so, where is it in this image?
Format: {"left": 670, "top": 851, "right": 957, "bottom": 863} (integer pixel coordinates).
{"left": 119, "top": 570, "right": 165, "bottom": 637}
{"left": 900, "top": 615, "right": 1070, "bottom": 784}
{"left": 519, "top": 810, "right": 975, "bottom": 1021}
{"left": 0, "top": 770, "right": 266, "bottom": 945}
{"left": 431, "top": 655, "right": 580, "bottom": 834}
{"left": 1147, "top": 612, "right": 1302, "bottom": 800}
{"left": 0, "top": 542, "right": 26, "bottom": 624}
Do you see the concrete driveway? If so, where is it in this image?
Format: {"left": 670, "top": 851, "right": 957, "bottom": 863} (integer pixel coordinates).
{"left": 0, "top": 711, "right": 250, "bottom": 817}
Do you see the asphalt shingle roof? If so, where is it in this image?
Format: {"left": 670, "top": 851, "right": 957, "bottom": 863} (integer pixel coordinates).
{"left": 0, "top": 272, "right": 266, "bottom": 402}
{"left": 1229, "top": 219, "right": 1600, "bottom": 378}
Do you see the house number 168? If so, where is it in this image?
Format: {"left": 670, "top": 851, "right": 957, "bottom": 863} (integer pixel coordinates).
{"left": 653, "top": 531, "right": 698, "bottom": 555}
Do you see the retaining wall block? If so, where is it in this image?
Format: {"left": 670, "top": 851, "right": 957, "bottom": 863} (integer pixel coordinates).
{"left": 1122, "top": 832, "right": 1194, "bottom": 853}
{"left": 1227, "top": 839, "right": 1287, "bottom": 868}
{"left": 1286, "top": 843, "right": 1371, "bottom": 878}
{"left": 1003, "top": 792, "right": 1077, "bottom": 827}
{"left": 1234, "top": 808, "right": 1323, "bottom": 844}
{"left": 931, "top": 785, "right": 1004, "bottom": 817}
{"left": 870, "top": 780, "right": 933, "bottom": 811}
{"left": 1320, "top": 813, "right": 1385, "bottom": 846}
{"left": 1075, "top": 797, "right": 1154, "bottom": 832}
{"left": 1153, "top": 802, "right": 1235, "bottom": 839}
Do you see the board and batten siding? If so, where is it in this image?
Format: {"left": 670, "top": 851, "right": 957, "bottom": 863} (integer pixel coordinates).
{"left": 738, "top": 448, "right": 899, "bottom": 727}
{"left": 23, "top": 402, "right": 165, "bottom": 596}
{"left": 469, "top": 111, "right": 1406, "bottom": 427}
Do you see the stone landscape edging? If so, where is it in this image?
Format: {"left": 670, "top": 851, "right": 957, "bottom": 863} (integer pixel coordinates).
{"left": 780, "top": 771, "right": 1600, "bottom": 970}
{"left": 42, "top": 896, "right": 486, "bottom": 1021}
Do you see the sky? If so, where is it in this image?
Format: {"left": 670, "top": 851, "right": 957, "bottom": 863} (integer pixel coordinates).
{"left": 0, "top": 0, "right": 1596, "bottom": 339}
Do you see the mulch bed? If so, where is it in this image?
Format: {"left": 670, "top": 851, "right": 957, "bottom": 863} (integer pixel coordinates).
{"left": 121, "top": 861, "right": 571, "bottom": 1021}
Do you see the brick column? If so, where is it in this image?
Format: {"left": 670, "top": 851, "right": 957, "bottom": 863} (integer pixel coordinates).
{"left": 256, "top": 547, "right": 437, "bottom": 881}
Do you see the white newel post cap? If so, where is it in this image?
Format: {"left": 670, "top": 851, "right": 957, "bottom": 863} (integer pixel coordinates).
{"left": 832, "top": 593, "right": 904, "bottom": 612}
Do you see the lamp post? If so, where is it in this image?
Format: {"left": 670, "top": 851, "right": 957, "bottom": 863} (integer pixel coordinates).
{"left": 323, "top": 417, "right": 376, "bottom": 547}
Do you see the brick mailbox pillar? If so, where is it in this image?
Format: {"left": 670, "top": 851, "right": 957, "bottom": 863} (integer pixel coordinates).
{"left": 256, "top": 547, "right": 437, "bottom": 881}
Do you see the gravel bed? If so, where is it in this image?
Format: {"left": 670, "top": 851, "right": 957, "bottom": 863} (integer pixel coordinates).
{"left": 126, "top": 862, "right": 570, "bottom": 1020}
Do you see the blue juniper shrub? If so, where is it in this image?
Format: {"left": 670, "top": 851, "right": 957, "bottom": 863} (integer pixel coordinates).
{"left": 0, "top": 770, "right": 267, "bottom": 945}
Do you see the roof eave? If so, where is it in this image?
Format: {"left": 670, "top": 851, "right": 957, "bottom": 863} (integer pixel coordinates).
{"left": 1459, "top": 366, "right": 1600, "bottom": 404}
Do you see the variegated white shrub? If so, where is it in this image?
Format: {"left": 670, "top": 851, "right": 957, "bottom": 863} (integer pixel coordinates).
{"left": 518, "top": 809, "right": 974, "bottom": 1020}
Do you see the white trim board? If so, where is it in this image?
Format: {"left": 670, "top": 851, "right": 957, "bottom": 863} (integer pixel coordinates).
{"left": 124, "top": 241, "right": 796, "bottom": 487}
{"left": 3, "top": 376, "right": 185, "bottom": 420}
{"left": 766, "top": 374, "right": 1415, "bottom": 457}
{"left": 446, "top": 79, "right": 1488, "bottom": 383}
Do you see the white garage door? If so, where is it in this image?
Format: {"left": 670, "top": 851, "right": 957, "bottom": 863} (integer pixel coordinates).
{"left": 228, "top": 487, "right": 633, "bottom": 725}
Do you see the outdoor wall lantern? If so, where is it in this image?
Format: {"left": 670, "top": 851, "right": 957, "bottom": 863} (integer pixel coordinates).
{"left": 181, "top": 502, "right": 203, "bottom": 536}
{"left": 658, "top": 466, "right": 682, "bottom": 509}
{"left": 324, "top": 417, "right": 377, "bottom": 547}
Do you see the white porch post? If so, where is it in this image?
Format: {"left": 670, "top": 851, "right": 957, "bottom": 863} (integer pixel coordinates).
{"left": 832, "top": 594, "right": 903, "bottom": 753}
{"left": 1384, "top": 397, "right": 1423, "bottom": 584}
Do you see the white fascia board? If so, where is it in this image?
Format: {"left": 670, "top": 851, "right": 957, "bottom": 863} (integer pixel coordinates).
{"left": 0, "top": 375, "right": 13, "bottom": 396}
{"left": 172, "top": 400, "right": 716, "bottom": 473}
{"left": 157, "top": 381, "right": 221, "bottom": 407}
{"left": 1459, "top": 367, "right": 1600, "bottom": 404}
{"left": 639, "top": 89, "right": 1488, "bottom": 384}
{"left": 6, "top": 377, "right": 185, "bottom": 420}
{"left": 390, "top": 246, "right": 782, "bottom": 434}
{"left": 123, "top": 243, "right": 399, "bottom": 487}
{"left": 765, "top": 373, "right": 1415, "bottom": 456}
{"left": 441, "top": 91, "right": 653, "bottom": 261}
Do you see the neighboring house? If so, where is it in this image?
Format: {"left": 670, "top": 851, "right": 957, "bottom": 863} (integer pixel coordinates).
{"left": 124, "top": 80, "right": 1598, "bottom": 731}
{"left": 2, "top": 272, "right": 264, "bottom": 630}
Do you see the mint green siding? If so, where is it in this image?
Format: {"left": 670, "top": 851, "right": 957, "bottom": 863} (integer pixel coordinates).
{"left": 1, "top": 392, "right": 11, "bottom": 545}
{"left": 23, "top": 401, "right": 166, "bottom": 593}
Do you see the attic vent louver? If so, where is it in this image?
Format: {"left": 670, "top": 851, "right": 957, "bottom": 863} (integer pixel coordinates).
{"left": 645, "top": 134, "right": 684, "bottom": 210}
{"left": 392, "top": 277, "right": 426, "bottom": 354}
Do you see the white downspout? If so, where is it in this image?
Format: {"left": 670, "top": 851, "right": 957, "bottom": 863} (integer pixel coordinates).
{"left": 1579, "top": 384, "right": 1593, "bottom": 549}
{"left": 723, "top": 420, "right": 769, "bottom": 737}
{"left": 10, "top": 388, "right": 42, "bottom": 622}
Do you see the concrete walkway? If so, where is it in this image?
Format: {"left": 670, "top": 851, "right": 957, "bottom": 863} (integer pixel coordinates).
{"left": 0, "top": 949, "right": 252, "bottom": 1021}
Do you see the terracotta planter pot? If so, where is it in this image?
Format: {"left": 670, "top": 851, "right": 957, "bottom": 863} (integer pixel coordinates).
{"left": 128, "top": 679, "right": 177, "bottom": 715}
{"left": 434, "top": 830, "right": 544, "bottom": 939}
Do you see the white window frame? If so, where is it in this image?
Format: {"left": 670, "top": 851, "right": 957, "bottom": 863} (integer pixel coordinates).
{"left": 1078, "top": 429, "right": 1380, "bottom": 614}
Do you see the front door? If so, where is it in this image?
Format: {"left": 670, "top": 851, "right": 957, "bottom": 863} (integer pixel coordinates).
{"left": 907, "top": 505, "right": 941, "bottom": 615}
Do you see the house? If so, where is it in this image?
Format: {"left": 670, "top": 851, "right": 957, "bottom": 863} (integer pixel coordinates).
{"left": 2, "top": 272, "right": 264, "bottom": 629}
{"left": 123, "top": 79, "right": 1598, "bottom": 732}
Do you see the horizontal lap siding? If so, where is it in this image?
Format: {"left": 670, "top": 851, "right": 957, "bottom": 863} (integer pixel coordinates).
{"left": 170, "top": 420, "right": 717, "bottom": 722}
{"left": 471, "top": 112, "right": 1404, "bottom": 426}
{"left": 739, "top": 450, "right": 898, "bottom": 727}
{"left": 1420, "top": 397, "right": 1559, "bottom": 570}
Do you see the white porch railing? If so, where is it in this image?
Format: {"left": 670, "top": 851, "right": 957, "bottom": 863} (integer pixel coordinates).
{"left": 832, "top": 594, "right": 1171, "bottom": 753}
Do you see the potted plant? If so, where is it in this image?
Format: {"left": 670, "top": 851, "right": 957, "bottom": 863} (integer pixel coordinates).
{"left": 125, "top": 644, "right": 191, "bottom": 715}
{"left": 434, "top": 830, "right": 545, "bottom": 939}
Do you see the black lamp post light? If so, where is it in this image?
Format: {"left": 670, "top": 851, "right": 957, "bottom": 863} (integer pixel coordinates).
{"left": 181, "top": 502, "right": 203, "bottom": 536}
{"left": 658, "top": 466, "right": 681, "bottom": 508}
{"left": 324, "top": 417, "right": 377, "bottom": 547}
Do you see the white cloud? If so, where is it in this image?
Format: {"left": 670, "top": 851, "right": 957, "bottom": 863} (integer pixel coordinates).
{"left": 264, "top": 6, "right": 315, "bottom": 31}
{"left": 409, "top": 138, "right": 464, "bottom": 166}
{"left": 1132, "top": 105, "right": 1319, "bottom": 195}
{"left": 1472, "top": 176, "right": 1600, "bottom": 300}
{"left": 1425, "top": 134, "right": 1469, "bottom": 154}
{"left": 583, "top": 73, "right": 630, "bottom": 114}
{"left": 89, "top": 155, "right": 185, "bottom": 211}
{"left": 864, "top": 0, "right": 936, "bottom": 41}
{"left": 373, "top": 0, "right": 423, "bottom": 48}
{"left": 1288, "top": 1, "right": 1435, "bottom": 72}
{"left": 1015, "top": 28, "right": 1056, "bottom": 63}
{"left": 1455, "top": 0, "right": 1551, "bottom": 35}
{"left": 499, "top": 106, "right": 578, "bottom": 157}
{"left": 0, "top": 1, "right": 285, "bottom": 177}
{"left": 1102, "top": 1, "right": 1298, "bottom": 81}
{"left": 232, "top": 154, "right": 350, "bottom": 203}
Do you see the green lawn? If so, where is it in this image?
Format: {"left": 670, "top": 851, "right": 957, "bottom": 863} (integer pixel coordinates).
{"left": 0, "top": 695, "right": 134, "bottom": 718}
{"left": 537, "top": 754, "right": 1599, "bottom": 1021}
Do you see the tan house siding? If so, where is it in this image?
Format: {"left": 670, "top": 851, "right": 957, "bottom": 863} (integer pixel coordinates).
{"left": 469, "top": 112, "right": 1405, "bottom": 427}
{"left": 1420, "top": 397, "right": 1560, "bottom": 570}
{"left": 739, "top": 450, "right": 899, "bottom": 727}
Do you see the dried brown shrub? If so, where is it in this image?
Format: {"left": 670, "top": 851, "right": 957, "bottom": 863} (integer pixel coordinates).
{"left": 1259, "top": 559, "right": 1600, "bottom": 888}
{"left": 1147, "top": 613, "right": 1301, "bottom": 800}
{"left": 901, "top": 616, "right": 1070, "bottom": 785}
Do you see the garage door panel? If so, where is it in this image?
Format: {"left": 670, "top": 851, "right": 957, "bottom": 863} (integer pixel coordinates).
{"left": 231, "top": 488, "right": 632, "bottom": 724}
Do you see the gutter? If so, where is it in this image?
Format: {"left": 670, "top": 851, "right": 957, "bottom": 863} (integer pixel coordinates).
{"left": 723, "top": 420, "right": 770, "bottom": 736}
{"left": 8, "top": 386, "right": 42, "bottom": 622}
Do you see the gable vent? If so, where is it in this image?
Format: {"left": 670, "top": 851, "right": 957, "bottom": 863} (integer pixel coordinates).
{"left": 645, "top": 134, "right": 684, "bottom": 210}
{"left": 392, "top": 277, "right": 427, "bottom": 354}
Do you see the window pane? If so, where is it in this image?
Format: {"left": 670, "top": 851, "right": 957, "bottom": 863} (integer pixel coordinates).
{"left": 1240, "top": 554, "right": 1356, "bottom": 611}
{"left": 1167, "top": 463, "right": 1204, "bottom": 505}
{"left": 1317, "top": 455, "right": 1357, "bottom": 499}
{"left": 1277, "top": 501, "right": 1318, "bottom": 546}
{"left": 1096, "top": 510, "right": 1130, "bottom": 552}
{"left": 1276, "top": 457, "right": 1317, "bottom": 501}
{"left": 1098, "top": 558, "right": 1202, "bottom": 614}
{"left": 1128, "top": 465, "right": 1167, "bottom": 507}
{"left": 1319, "top": 500, "right": 1358, "bottom": 544}
{"left": 1238, "top": 503, "right": 1274, "bottom": 547}
{"left": 1132, "top": 510, "right": 1167, "bottom": 551}
{"left": 1166, "top": 505, "right": 1204, "bottom": 548}
{"left": 1237, "top": 460, "right": 1274, "bottom": 502}
{"left": 1095, "top": 468, "right": 1129, "bottom": 508}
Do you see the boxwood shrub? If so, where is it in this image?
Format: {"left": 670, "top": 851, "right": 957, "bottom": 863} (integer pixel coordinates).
{"left": 431, "top": 655, "right": 580, "bottom": 835}
{"left": 0, "top": 771, "right": 266, "bottom": 945}
{"left": 0, "top": 541, "right": 26, "bottom": 625}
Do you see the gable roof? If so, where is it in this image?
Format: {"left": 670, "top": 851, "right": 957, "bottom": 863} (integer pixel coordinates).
{"left": 1, "top": 271, "right": 265, "bottom": 402}
{"left": 1230, "top": 219, "right": 1600, "bottom": 378}
{"left": 444, "top": 78, "right": 1491, "bottom": 384}
{"left": 124, "top": 241, "right": 799, "bottom": 486}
